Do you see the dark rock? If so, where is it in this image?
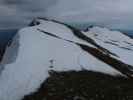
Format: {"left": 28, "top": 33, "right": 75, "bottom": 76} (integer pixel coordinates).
{"left": 23, "top": 71, "right": 133, "bottom": 100}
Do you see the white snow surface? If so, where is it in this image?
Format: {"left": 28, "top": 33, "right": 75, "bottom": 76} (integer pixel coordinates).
{"left": 0, "top": 19, "right": 131, "bottom": 100}
{"left": 83, "top": 27, "right": 133, "bottom": 66}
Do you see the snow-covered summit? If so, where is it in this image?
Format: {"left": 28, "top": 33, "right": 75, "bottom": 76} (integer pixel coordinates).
{"left": 83, "top": 26, "right": 133, "bottom": 65}
{"left": 0, "top": 18, "right": 133, "bottom": 100}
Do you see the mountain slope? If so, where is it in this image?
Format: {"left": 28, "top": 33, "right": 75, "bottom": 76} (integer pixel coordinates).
{"left": 0, "top": 18, "right": 133, "bottom": 100}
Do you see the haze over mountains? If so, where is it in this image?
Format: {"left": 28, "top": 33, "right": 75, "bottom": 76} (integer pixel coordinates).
{"left": 0, "top": 0, "right": 133, "bottom": 30}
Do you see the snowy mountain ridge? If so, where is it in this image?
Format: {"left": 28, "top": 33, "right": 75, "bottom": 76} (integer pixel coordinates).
{"left": 0, "top": 18, "right": 133, "bottom": 100}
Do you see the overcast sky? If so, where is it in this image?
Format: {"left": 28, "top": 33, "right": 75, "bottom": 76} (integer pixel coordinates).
{"left": 0, "top": 0, "right": 133, "bottom": 30}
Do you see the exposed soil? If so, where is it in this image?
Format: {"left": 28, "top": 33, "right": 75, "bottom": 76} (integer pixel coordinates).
{"left": 23, "top": 71, "right": 133, "bottom": 100}
{"left": 0, "top": 46, "right": 6, "bottom": 61}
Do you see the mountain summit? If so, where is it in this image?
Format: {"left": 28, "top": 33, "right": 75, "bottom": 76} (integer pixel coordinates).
{"left": 0, "top": 18, "right": 133, "bottom": 100}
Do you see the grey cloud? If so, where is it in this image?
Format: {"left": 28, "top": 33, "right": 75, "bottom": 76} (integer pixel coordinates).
{"left": 0, "top": 0, "right": 133, "bottom": 29}
{"left": 45, "top": 0, "right": 133, "bottom": 29}
{"left": 0, "top": 0, "right": 58, "bottom": 29}
{"left": 3, "top": 0, "right": 58, "bottom": 12}
{"left": 3, "top": 0, "right": 25, "bottom": 5}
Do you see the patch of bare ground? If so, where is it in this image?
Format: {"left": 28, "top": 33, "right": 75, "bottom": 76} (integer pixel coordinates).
{"left": 23, "top": 71, "right": 133, "bottom": 100}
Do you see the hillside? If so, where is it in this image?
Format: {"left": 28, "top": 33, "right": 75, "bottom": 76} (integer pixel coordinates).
{"left": 0, "top": 18, "right": 133, "bottom": 100}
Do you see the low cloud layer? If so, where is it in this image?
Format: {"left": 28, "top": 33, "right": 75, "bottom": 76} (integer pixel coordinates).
{"left": 0, "top": 0, "right": 58, "bottom": 29}
{"left": 0, "top": 0, "right": 133, "bottom": 29}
